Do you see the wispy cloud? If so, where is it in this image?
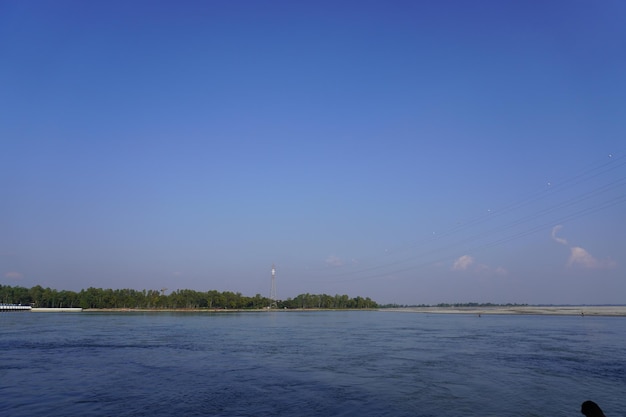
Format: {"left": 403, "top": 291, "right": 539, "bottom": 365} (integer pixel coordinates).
{"left": 451, "top": 255, "right": 508, "bottom": 275}
{"left": 552, "top": 225, "right": 616, "bottom": 269}
{"left": 4, "top": 271, "right": 23, "bottom": 280}
{"left": 551, "top": 225, "right": 568, "bottom": 246}
{"left": 494, "top": 266, "right": 508, "bottom": 276}
{"left": 325, "top": 255, "right": 344, "bottom": 267}
{"left": 568, "top": 247, "right": 616, "bottom": 269}
{"left": 452, "top": 255, "right": 474, "bottom": 271}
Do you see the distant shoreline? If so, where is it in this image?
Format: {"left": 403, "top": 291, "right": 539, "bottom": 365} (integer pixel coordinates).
{"left": 82, "top": 308, "right": 376, "bottom": 313}
{"left": 387, "top": 306, "right": 626, "bottom": 317}
{"left": 77, "top": 306, "right": 626, "bottom": 316}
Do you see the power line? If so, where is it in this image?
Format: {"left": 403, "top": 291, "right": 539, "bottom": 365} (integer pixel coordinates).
{"left": 329, "top": 193, "right": 626, "bottom": 284}
{"left": 315, "top": 153, "right": 625, "bottom": 282}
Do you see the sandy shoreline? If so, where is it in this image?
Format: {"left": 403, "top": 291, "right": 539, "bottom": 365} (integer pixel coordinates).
{"left": 78, "top": 306, "right": 626, "bottom": 316}
{"left": 389, "top": 306, "right": 626, "bottom": 316}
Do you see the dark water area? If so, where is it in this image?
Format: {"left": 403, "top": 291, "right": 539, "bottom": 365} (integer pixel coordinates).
{"left": 1, "top": 311, "right": 624, "bottom": 417}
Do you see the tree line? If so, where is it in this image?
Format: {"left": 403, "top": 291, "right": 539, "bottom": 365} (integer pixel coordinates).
{"left": 0, "top": 284, "right": 378, "bottom": 310}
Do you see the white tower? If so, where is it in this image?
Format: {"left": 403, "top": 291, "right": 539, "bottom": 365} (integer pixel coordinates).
{"left": 269, "top": 264, "right": 277, "bottom": 308}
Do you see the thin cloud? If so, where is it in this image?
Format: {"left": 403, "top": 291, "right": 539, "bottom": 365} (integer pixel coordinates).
{"left": 552, "top": 226, "right": 616, "bottom": 270}
{"left": 451, "top": 255, "right": 507, "bottom": 275}
{"left": 551, "top": 225, "right": 568, "bottom": 246}
{"left": 568, "top": 247, "right": 616, "bottom": 270}
{"left": 452, "top": 255, "right": 474, "bottom": 271}
{"left": 494, "top": 266, "right": 508, "bottom": 276}
{"left": 325, "top": 255, "right": 344, "bottom": 267}
{"left": 4, "top": 271, "right": 23, "bottom": 280}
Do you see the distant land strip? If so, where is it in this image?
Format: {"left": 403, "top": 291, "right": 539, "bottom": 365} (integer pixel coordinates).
{"left": 0, "top": 284, "right": 377, "bottom": 310}
{"left": 388, "top": 306, "right": 626, "bottom": 317}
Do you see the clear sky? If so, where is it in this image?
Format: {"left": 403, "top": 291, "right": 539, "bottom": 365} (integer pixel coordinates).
{"left": 2, "top": 1, "right": 625, "bottom": 305}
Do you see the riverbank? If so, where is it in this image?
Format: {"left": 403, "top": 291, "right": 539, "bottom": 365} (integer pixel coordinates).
{"left": 82, "top": 308, "right": 377, "bottom": 313}
{"left": 389, "top": 306, "right": 626, "bottom": 316}
{"left": 61, "top": 306, "right": 626, "bottom": 316}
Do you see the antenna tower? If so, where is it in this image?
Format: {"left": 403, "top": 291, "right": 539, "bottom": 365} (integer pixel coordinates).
{"left": 269, "top": 264, "right": 277, "bottom": 308}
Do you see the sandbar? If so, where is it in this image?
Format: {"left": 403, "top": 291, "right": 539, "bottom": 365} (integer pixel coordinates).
{"left": 388, "top": 306, "right": 626, "bottom": 316}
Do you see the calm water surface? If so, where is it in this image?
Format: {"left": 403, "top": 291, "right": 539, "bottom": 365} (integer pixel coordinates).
{"left": 1, "top": 311, "right": 624, "bottom": 417}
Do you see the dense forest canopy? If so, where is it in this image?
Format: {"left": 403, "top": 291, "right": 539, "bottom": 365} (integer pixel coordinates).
{"left": 0, "top": 284, "right": 378, "bottom": 310}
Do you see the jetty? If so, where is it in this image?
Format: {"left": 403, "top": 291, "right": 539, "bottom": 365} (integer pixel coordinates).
{"left": 0, "top": 304, "right": 82, "bottom": 312}
{"left": 0, "top": 304, "right": 32, "bottom": 312}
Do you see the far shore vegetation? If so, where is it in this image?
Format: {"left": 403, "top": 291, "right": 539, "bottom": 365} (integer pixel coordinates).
{"left": 1, "top": 284, "right": 533, "bottom": 310}
{"left": 0, "top": 284, "right": 378, "bottom": 310}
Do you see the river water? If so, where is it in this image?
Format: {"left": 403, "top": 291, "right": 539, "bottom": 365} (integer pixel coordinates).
{"left": 1, "top": 311, "right": 624, "bottom": 417}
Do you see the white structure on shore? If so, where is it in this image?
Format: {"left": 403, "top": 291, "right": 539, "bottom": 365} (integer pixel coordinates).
{"left": 269, "top": 264, "right": 277, "bottom": 308}
{"left": 0, "top": 304, "right": 82, "bottom": 312}
{"left": 0, "top": 304, "right": 32, "bottom": 311}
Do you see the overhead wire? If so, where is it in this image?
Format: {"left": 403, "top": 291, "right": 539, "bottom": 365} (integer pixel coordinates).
{"left": 315, "top": 152, "right": 625, "bottom": 283}
{"left": 329, "top": 192, "right": 626, "bottom": 284}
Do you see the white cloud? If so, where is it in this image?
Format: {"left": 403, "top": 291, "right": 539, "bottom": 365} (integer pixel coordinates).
{"left": 494, "top": 266, "right": 508, "bottom": 276}
{"left": 551, "top": 225, "right": 568, "bottom": 246}
{"left": 452, "top": 255, "right": 474, "bottom": 271}
{"left": 568, "top": 247, "right": 616, "bottom": 270}
{"left": 451, "top": 255, "right": 507, "bottom": 276}
{"left": 474, "top": 262, "right": 490, "bottom": 272}
{"left": 552, "top": 226, "right": 616, "bottom": 269}
{"left": 325, "top": 255, "right": 344, "bottom": 267}
{"left": 4, "top": 271, "right": 23, "bottom": 280}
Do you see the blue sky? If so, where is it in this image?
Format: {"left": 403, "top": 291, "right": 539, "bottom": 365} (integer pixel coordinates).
{"left": 2, "top": 1, "right": 625, "bottom": 305}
